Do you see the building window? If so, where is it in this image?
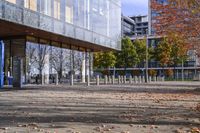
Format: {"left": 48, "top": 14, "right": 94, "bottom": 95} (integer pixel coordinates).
{"left": 39, "top": 0, "right": 51, "bottom": 16}
{"left": 6, "top": 0, "right": 16, "bottom": 4}
{"left": 54, "top": 0, "right": 61, "bottom": 19}
{"left": 24, "top": 0, "right": 37, "bottom": 11}
{"left": 65, "top": 0, "right": 73, "bottom": 23}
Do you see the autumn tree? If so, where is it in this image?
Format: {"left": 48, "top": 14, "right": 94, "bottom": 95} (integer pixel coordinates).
{"left": 151, "top": 0, "right": 200, "bottom": 54}
{"left": 155, "top": 32, "right": 188, "bottom": 78}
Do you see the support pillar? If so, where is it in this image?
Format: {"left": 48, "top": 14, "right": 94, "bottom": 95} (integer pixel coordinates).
{"left": 0, "top": 41, "right": 4, "bottom": 88}
{"left": 81, "top": 52, "right": 86, "bottom": 83}
{"left": 70, "top": 50, "right": 74, "bottom": 86}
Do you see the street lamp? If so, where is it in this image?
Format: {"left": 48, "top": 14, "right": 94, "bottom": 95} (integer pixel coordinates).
{"left": 145, "top": 30, "right": 149, "bottom": 83}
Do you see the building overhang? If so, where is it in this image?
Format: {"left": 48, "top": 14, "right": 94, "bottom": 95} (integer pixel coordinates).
{"left": 0, "top": 19, "right": 117, "bottom": 52}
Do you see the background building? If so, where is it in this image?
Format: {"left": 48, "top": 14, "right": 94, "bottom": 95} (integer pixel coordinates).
{"left": 121, "top": 15, "right": 135, "bottom": 37}
{"left": 0, "top": 0, "right": 121, "bottom": 85}
{"left": 121, "top": 15, "right": 149, "bottom": 37}
{"left": 130, "top": 15, "right": 148, "bottom": 36}
{"left": 148, "top": 0, "right": 200, "bottom": 80}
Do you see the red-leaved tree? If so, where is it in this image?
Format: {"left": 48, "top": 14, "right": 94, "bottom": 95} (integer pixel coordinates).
{"left": 151, "top": 0, "right": 200, "bottom": 55}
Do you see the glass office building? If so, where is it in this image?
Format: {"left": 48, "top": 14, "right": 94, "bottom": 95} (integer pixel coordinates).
{"left": 0, "top": 0, "right": 121, "bottom": 85}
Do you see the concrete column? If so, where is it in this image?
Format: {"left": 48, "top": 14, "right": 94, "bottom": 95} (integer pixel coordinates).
{"left": 70, "top": 74, "right": 74, "bottom": 86}
{"left": 85, "top": 51, "right": 89, "bottom": 84}
{"left": 96, "top": 75, "right": 99, "bottom": 86}
{"left": 129, "top": 75, "right": 132, "bottom": 84}
{"left": 118, "top": 75, "right": 121, "bottom": 84}
{"left": 70, "top": 50, "right": 74, "bottom": 86}
{"left": 81, "top": 52, "right": 86, "bottom": 83}
{"left": 42, "top": 75, "right": 45, "bottom": 85}
{"left": 89, "top": 52, "right": 93, "bottom": 82}
{"left": 104, "top": 75, "right": 108, "bottom": 85}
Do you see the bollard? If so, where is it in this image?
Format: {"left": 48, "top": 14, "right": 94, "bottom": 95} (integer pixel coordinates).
{"left": 42, "top": 75, "right": 45, "bottom": 85}
{"left": 162, "top": 76, "right": 165, "bottom": 82}
{"left": 138, "top": 76, "right": 142, "bottom": 83}
{"left": 96, "top": 75, "right": 99, "bottom": 86}
{"left": 110, "top": 76, "right": 112, "bottom": 84}
{"left": 70, "top": 74, "right": 74, "bottom": 86}
{"left": 121, "top": 76, "right": 123, "bottom": 84}
{"left": 129, "top": 75, "right": 132, "bottom": 84}
{"left": 124, "top": 76, "right": 126, "bottom": 84}
{"left": 142, "top": 76, "right": 145, "bottom": 83}
{"left": 153, "top": 76, "right": 156, "bottom": 82}
{"left": 104, "top": 75, "right": 108, "bottom": 85}
{"left": 134, "top": 76, "right": 137, "bottom": 84}
{"left": 112, "top": 75, "right": 115, "bottom": 84}
{"left": 158, "top": 76, "right": 161, "bottom": 82}
{"left": 87, "top": 75, "right": 90, "bottom": 86}
{"left": 149, "top": 76, "right": 152, "bottom": 83}
{"left": 55, "top": 74, "right": 58, "bottom": 85}
{"left": 118, "top": 75, "right": 121, "bottom": 84}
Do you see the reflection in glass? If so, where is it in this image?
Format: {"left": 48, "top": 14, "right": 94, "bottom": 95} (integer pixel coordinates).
{"left": 24, "top": 0, "right": 37, "bottom": 11}
{"left": 65, "top": 0, "right": 73, "bottom": 23}
{"left": 39, "top": 0, "right": 51, "bottom": 16}
{"left": 54, "top": 0, "right": 61, "bottom": 19}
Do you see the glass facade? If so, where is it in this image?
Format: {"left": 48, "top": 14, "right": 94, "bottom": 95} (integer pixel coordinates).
{"left": 2, "top": 37, "right": 91, "bottom": 85}
{"left": 0, "top": 0, "right": 121, "bottom": 50}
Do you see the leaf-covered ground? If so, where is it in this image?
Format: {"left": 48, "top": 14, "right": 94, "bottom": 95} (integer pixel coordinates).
{"left": 0, "top": 82, "right": 199, "bottom": 133}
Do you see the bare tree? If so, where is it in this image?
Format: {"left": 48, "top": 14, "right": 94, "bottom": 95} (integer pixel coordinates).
{"left": 26, "top": 43, "right": 37, "bottom": 83}
{"left": 35, "top": 44, "right": 49, "bottom": 83}
{"left": 50, "top": 47, "right": 70, "bottom": 82}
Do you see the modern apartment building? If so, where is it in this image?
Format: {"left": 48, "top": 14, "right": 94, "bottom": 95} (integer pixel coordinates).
{"left": 148, "top": 0, "right": 199, "bottom": 79}
{"left": 130, "top": 15, "right": 148, "bottom": 36}
{"left": 148, "top": 0, "right": 167, "bottom": 35}
{"left": 0, "top": 0, "right": 121, "bottom": 86}
{"left": 121, "top": 15, "right": 135, "bottom": 37}
{"left": 121, "top": 15, "right": 148, "bottom": 37}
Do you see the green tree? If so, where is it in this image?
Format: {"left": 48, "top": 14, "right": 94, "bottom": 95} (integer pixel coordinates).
{"left": 116, "top": 37, "right": 139, "bottom": 75}
{"left": 133, "top": 39, "right": 146, "bottom": 65}
{"left": 93, "top": 51, "right": 116, "bottom": 75}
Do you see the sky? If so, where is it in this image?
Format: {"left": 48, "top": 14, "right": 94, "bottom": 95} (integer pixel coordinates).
{"left": 122, "top": 0, "right": 148, "bottom": 16}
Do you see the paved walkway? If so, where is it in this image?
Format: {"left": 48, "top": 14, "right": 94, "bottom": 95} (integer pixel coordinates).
{"left": 0, "top": 83, "right": 200, "bottom": 133}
